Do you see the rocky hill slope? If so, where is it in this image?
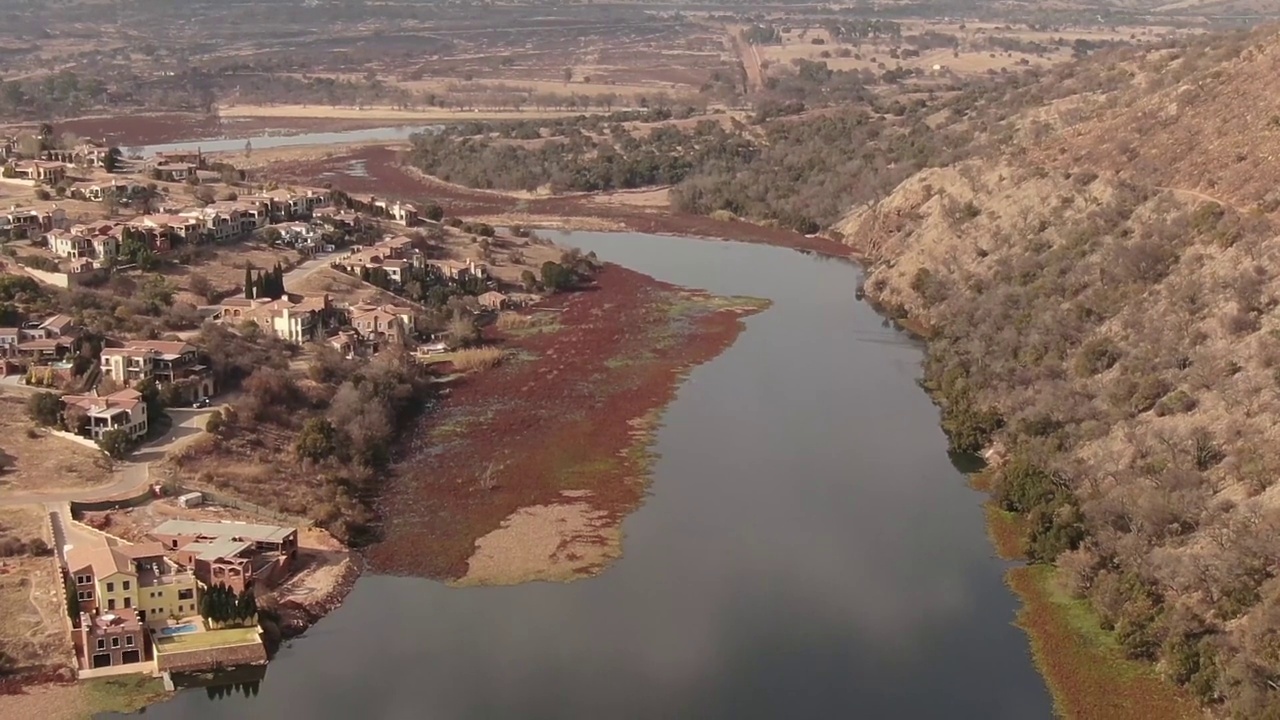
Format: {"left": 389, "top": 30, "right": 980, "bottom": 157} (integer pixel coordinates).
{"left": 838, "top": 26, "right": 1280, "bottom": 717}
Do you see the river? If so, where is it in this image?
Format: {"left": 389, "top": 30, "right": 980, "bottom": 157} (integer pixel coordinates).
{"left": 111, "top": 231, "right": 1052, "bottom": 719}
{"left": 137, "top": 125, "right": 439, "bottom": 156}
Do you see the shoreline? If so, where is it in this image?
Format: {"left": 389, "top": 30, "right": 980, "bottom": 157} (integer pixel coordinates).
{"left": 365, "top": 263, "right": 768, "bottom": 581}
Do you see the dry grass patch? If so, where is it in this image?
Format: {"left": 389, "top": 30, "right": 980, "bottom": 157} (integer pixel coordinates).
{"left": 0, "top": 395, "right": 112, "bottom": 496}
{"left": 291, "top": 266, "right": 403, "bottom": 306}
{"left": 449, "top": 347, "right": 506, "bottom": 373}
{"left": 219, "top": 104, "right": 599, "bottom": 121}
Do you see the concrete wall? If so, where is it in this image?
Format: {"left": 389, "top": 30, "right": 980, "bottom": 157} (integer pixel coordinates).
{"left": 11, "top": 264, "right": 108, "bottom": 289}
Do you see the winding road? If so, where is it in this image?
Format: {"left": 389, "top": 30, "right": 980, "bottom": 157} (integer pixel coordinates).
{"left": 0, "top": 406, "right": 218, "bottom": 508}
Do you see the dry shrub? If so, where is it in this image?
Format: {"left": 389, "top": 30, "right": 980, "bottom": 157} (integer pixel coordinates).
{"left": 451, "top": 347, "right": 505, "bottom": 373}
{"left": 495, "top": 312, "right": 555, "bottom": 331}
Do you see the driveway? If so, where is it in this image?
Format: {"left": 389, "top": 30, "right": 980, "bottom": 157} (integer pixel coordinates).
{"left": 283, "top": 253, "right": 332, "bottom": 288}
{"left": 0, "top": 406, "right": 219, "bottom": 507}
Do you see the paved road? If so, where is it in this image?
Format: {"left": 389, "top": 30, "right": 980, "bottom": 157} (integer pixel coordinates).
{"left": 282, "top": 253, "right": 333, "bottom": 288}
{"left": 0, "top": 406, "right": 218, "bottom": 508}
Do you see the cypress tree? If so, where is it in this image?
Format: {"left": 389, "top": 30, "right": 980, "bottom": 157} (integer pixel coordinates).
{"left": 244, "top": 266, "right": 254, "bottom": 299}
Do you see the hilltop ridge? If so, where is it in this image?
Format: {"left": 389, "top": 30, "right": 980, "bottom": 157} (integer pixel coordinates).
{"left": 841, "top": 24, "right": 1280, "bottom": 717}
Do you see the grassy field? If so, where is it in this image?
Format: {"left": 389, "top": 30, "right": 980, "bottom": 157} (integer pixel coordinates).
{"left": 154, "top": 626, "right": 261, "bottom": 652}
{"left": 1008, "top": 565, "right": 1202, "bottom": 720}
{"left": 0, "top": 401, "right": 112, "bottom": 495}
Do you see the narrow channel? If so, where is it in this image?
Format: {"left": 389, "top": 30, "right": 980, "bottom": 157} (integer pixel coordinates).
{"left": 114, "top": 232, "right": 1052, "bottom": 719}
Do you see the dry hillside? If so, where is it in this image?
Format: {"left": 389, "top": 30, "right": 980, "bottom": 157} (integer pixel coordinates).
{"left": 839, "top": 25, "right": 1280, "bottom": 718}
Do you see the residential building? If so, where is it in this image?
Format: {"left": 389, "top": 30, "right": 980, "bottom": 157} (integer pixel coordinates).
{"left": 427, "top": 258, "right": 487, "bottom": 281}
{"left": 42, "top": 140, "right": 110, "bottom": 168}
{"left": 13, "top": 337, "right": 71, "bottom": 361}
{"left": 0, "top": 206, "right": 66, "bottom": 238}
{"left": 149, "top": 520, "right": 299, "bottom": 594}
{"left": 215, "top": 294, "right": 333, "bottom": 344}
{"left": 0, "top": 327, "right": 18, "bottom": 351}
{"left": 44, "top": 229, "right": 91, "bottom": 259}
{"left": 10, "top": 159, "right": 67, "bottom": 183}
{"left": 99, "top": 340, "right": 214, "bottom": 401}
{"left": 153, "top": 150, "right": 205, "bottom": 169}
{"left": 478, "top": 291, "right": 509, "bottom": 310}
{"left": 150, "top": 161, "right": 195, "bottom": 182}
{"left": 312, "top": 207, "right": 361, "bottom": 229}
{"left": 62, "top": 388, "right": 149, "bottom": 440}
{"left": 241, "top": 188, "right": 331, "bottom": 221}
{"left": 75, "top": 609, "right": 148, "bottom": 670}
{"left": 67, "top": 542, "right": 199, "bottom": 625}
{"left": 90, "top": 234, "right": 119, "bottom": 263}
{"left": 350, "top": 305, "right": 409, "bottom": 349}
{"left": 72, "top": 179, "right": 135, "bottom": 202}
{"left": 348, "top": 195, "right": 420, "bottom": 226}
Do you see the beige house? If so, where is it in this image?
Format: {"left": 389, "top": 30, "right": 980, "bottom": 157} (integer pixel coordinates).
{"left": 11, "top": 160, "right": 67, "bottom": 182}
{"left": 44, "top": 229, "right": 91, "bottom": 259}
{"left": 63, "top": 388, "right": 149, "bottom": 440}
{"left": 99, "top": 340, "right": 214, "bottom": 402}
{"left": 478, "top": 291, "right": 509, "bottom": 310}
{"left": 216, "top": 294, "right": 332, "bottom": 344}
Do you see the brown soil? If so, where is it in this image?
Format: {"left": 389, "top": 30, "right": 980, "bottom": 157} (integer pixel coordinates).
{"left": 364, "top": 265, "right": 765, "bottom": 579}
{"left": 272, "top": 145, "right": 854, "bottom": 257}
{"left": 0, "top": 396, "right": 114, "bottom": 497}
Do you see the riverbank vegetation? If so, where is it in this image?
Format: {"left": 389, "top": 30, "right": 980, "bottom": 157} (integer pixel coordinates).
{"left": 845, "top": 25, "right": 1280, "bottom": 716}
{"left": 365, "top": 265, "right": 768, "bottom": 581}
{"left": 170, "top": 347, "right": 433, "bottom": 544}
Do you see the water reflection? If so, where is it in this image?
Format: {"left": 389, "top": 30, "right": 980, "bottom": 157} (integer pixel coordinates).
{"left": 113, "top": 233, "right": 1050, "bottom": 719}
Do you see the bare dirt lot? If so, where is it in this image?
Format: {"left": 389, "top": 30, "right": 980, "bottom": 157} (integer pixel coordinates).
{"left": 0, "top": 396, "right": 113, "bottom": 497}
{"left": 0, "top": 506, "right": 74, "bottom": 675}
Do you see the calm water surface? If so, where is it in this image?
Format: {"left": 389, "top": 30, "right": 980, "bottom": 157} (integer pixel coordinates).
{"left": 116, "top": 232, "right": 1051, "bottom": 719}
{"left": 138, "top": 125, "right": 438, "bottom": 156}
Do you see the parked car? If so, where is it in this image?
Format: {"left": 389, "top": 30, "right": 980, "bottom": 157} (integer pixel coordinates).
{"left": 192, "top": 397, "right": 211, "bottom": 409}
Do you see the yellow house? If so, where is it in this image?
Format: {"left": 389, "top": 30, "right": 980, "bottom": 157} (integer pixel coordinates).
{"left": 67, "top": 542, "right": 200, "bottom": 628}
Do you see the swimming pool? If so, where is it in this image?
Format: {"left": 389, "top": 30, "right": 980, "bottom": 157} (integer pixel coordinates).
{"left": 158, "top": 623, "right": 198, "bottom": 637}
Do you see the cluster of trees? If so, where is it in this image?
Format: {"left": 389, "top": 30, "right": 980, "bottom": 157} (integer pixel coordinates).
{"left": 406, "top": 66, "right": 992, "bottom": 232}
{"left": 199, "top": 584, "right": 257, "bottom": 628}
{"left": 244, "top": 263, "right": 287, "bottom": 300}
{"left": 407, "top": 120, "right": 753, "bottom": 193}
{"left": 197, "top": 347, "right": 432, "bottom": 541}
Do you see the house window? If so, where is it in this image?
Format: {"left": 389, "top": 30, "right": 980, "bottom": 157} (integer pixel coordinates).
{"left": 78, "top": 590, "right": 93, "bottom": 601}
{"left": 123, "top": 597, "right": 132, "bottom": 608}
{"left": 76, "top": 574, "right": 92, "bottom": 585}
{"left": 105, "top": 582, "right": 114, "bottom": 593}
{"left": 125, "top": 636, "right": 134, "bottom": 647}
{"left": 107, "top": 598, "right": 116, "bottom": 610}
{"left": 96, "top": 639, "right": 105, "bottom": 651}
{"left": 112, "top": 637, "right": 120, "bottom": 649}
{"left": 123, "top": 580, "right": 131, "bottom": 591}
{"left": 178, "top": 589, "right": 194, "bottom": 601}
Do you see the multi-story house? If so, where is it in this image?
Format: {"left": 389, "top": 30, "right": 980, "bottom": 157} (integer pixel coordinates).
{"left": 349, "top": 305, "right": 411, "bottom": 350}
{"left": 0, "top": 206, "right": 66, "bottom": 239}
{"left": 99, "top": 340, "right": 214, "bottom": 402}
{"left": 75, "top": 609, "right": 148, "bottom": 670}
{"left": 44, "top": 229, "right": 91, "bottom": 259}
{"left": 149, "top": 520, "right": 299, "bottom": 594}
{"left": 66, "top": 542, "right": 199, "bottom": 626}
{"left": 62, "top": 388, "right": 149, "bottom": 440}
{"left": 215, "top": 294, "right": 333, "bottom": 344}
